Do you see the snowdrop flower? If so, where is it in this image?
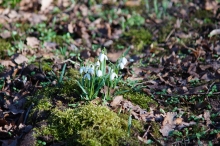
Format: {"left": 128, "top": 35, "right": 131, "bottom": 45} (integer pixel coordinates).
{"left": 110, "top": 72, "right": 118, "bottom": 80}
{"left": 108, "top": 66, "right": 112, "bottom": 73}
{"left": 88, "top": 65, "right": 94, "bottom": 75}
{"left": 95, "top": 61, "right": 100, "bottom": 67}
{"left": 84, "top": 73, "right": 91, "bottom": 80}
{"left": 79, "top": 66, "right": 84, "bottom": 74}
{"left": 120, "top": 57, "right": 128, "bottom": 65}
{"left": 88, "top": 67, "right": 94, "bottom": 75}
{"left": 96, "top": 70, "right": 102, "bottom": 77}
{"left": 119, "top": 62, "right": 125, "bottom": 69}
{"left": 98, "top": 53, "right": 108, "bottom": 62}
{"left": 118, "top": 57, "right": 128, "bottom": 69}
{"left": 83, "top": 66, "right": 89, "bottom": 73}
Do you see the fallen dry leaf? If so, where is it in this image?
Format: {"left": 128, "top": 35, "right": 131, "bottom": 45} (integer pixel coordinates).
{"left": 26, "top": 37, "right": 40, "bottom": 48}
{"left": 125, "top": 0, "right": 141, "bottom": 7}
{"left": 110, "top": 95, "right": 123, "bottom": 107}
{"left": 204, "top": 110, "right": 211, "bottom": 126}
{"left": 40, "top": 0, "right": 53, "bottom": 12}
{"left": 13, "top": 54, "right": 28, "bottom": 65}
{"left": 160, "top": 112, "right": 177, "bottom": 136}
{"left": 209, "top": 29, "right": 220, "bottom": 37}
{"left": 160, "top": 124, "right": 175, "bottom": 137}
{"left": 0, "top": 60, "right": 16, "bottom": 67}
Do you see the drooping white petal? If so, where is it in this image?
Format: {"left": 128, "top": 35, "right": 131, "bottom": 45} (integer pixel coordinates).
{"left": 84, "top": 66, "right": 89, "bottom": 73}
{"left": 110, "top": 72, "right": 118, "bottom": 80}
{"left": 96, "top": 70, "right": 102, "bottom": 77}
{"left": 79, "top": 67, "right": 84, "bottom": 74}
{"left": 104, "top": 54, "right": 108, "bottom": 60}
{"left": 99, "top": 53, "right": 104, "bottom": 62}
{"left": 108, "top": 66, "right": 115, "bottom": 74}
{"left": 88, "top": 67, "right": 94, "bottom": 75}
{"left": 98, "top": 53, "right": 108, "bottom": 62}
{"left": 121, "top": 57, "right": 127, "bottom": 65}
{"left": 119, "top": 62, "right": 125, "bottom": 69}
{"left": 95, "top": 61, "right": 100, "bottom": 66}
{"left": 84, "top": 73, "right": 91, "bottom": 80}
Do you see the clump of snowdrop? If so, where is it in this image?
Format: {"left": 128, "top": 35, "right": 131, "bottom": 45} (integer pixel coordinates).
{"left": 77, "top": 50, "right": 128, "bottom": 101}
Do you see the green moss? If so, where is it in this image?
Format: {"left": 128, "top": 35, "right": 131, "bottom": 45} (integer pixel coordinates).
{"left": 32, "top": 61, "right": 53, "bottom": 72}
{"left": 1, "top": 0, "right": 21, "bottom": 8}
{"left": 151, "top": 122, "right": 161, "bottom": 139}
{"left": 0, "top": 39, "right": 11, "bottom": 58}
{"left": 0, "top": 65, "right": 5, "bottom": 73}
{"left": 27, "top": 77, "right": 80, "bottom": 122}
{"left": 119, "top": 113, "right": 144, "bottom": 134}
{"left": 16, "top": 23, "right": 31, "bottom": 33}
{"left": 51, "top": 35, "right": 66, "bottom": 46}
{"left": 124, "top": 28, "right": 152, "bottom": 51}
{"left": 193, "top": 9, "right": 213, "bottom": 20}
{"left": 34, "top": 104, "right": 128, "bottom": 146}
{"left": 35, "top": 97, "right": 52, "bottom": 111}
{"left": 66, "top": 68, "right": 80, "bottom": 80}
{"left": 123, "top": 91, "right": 157, "bottom": 111}
{"left": 158, "top": 21, "right": 174, "bottom": 42}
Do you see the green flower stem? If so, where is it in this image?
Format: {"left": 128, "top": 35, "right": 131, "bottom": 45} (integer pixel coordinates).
{"left": 90, "top": 76, "right": 95, "bottom": 99}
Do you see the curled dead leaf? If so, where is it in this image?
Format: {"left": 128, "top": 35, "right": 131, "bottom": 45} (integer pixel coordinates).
{"left": 209, "top": 29, "right": 220, "bottom": 37}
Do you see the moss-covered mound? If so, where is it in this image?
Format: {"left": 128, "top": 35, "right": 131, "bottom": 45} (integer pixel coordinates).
{"left": 34, "top": 104, "right": 128, "bottom": 146}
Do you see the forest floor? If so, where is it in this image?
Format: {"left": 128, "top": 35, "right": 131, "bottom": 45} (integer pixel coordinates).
{"left": 0, "top": 0, "right": 220, "bottom": 145}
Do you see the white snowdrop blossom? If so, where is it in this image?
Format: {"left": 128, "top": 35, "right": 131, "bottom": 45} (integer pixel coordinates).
{"left": 96, "top": 70, "right": 102, "bottom": 77}
{"left": 110, "top": 72, "right": 118, "bottom": 80}
{"left": 119, "top": 62, "right": 125, "bottom": 69}
{"left": 98, "top": 53, "right": 108, "bottom": 62}
{"left": 121, "top": 57, "right": 128, "bottom": 65}
{"left": 95, "top": 61, "right": 100, "bottom": 67}
{"left": 84, "top": 73, "right": 91, "bottom": 80}
{"left": 79, "top": 67, "right": 84, "bottom": 74}
{"left": 83, "top": 66, "right": 89, "bottom": 73}
{"left": 108, "top": 66, "right": 114, "bottom": 74}
{"left": 88, "top": 67, "right": 94, "bottom": 75}
{"left": 118, "top": 57, "right": 128, "bottom": 69}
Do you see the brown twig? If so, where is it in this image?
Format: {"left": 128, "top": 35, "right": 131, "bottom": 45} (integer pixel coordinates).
{"left": 143, "top": 125, "right": 151, "bottom": 138}
{"left": 165, "top": 28, "right": 175, "bottom": 42}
